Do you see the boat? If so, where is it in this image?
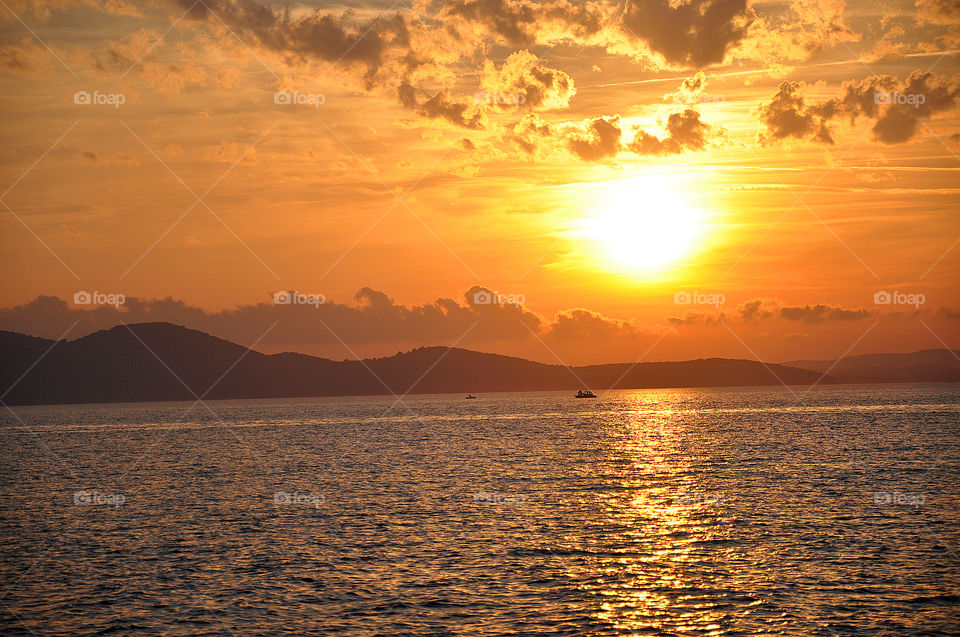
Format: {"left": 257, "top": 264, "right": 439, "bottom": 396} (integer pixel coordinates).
{"left": 466, "top": 394, "right": 477, "bottom": 399}
{"left": 575, "top": 390, "right": 597, "bottom": 398}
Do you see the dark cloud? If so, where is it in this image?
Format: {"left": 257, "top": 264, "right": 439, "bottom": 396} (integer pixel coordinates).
{"left": 940, "top": 307, "right": 960, "bottom": 321}
{"left": 621, "top": 0, "right": 751, "bottom": 67}
{"left": 513, "top": 113, "right": 557, "bottom": 154}
{"left": 737, "top": 298, "right": 877, "bottom": 323}
{"left": 0, "top": 288, "right": 543, "bottom": 352}
{"left": 174, "top": 0, "right": 411, "bottom": 88}
{"left": 756, "top": 81, "right": 835, "bottom": 143}
{"left": 514, "top": 105, "right": 722, "bottom": 161}
{"left": 915, "top": 0, "right": 960, "bottom": 25}
{"left": 442, "top": 0, "right": 753, "bottom": 68}
{"left": 779, "top": 304, "right": 876, "bottom": 323}
{"left": 416, "top": 92, "right": 486, "bottom": 129}
{"left": 667, "top": 311, "right": 725, "bottom": 326}
{"left": 567, "top": 115, "right": 622, "bottom": 160}
{"left": 738, "top": 298, "right": 777, "bottom": 322}
{"left": 626, "top": 108, "right": 717, "bottom": 155}
{"left": 758, "top": 72, "right": 960, "bottom": 145}
{"left": 440, "top": 0, "right": 607, "bottom": 47}
{"left": 544, "top": 308, "right": 648, "bottom": 340}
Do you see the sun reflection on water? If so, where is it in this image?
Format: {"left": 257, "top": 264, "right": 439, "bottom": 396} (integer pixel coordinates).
{"left": 588, "top": 393, "right": 734, "bottom": 634}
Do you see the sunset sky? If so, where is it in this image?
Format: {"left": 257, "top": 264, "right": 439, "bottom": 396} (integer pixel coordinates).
{"left": 0, "top": 0, "right": 958, "bottom": 365}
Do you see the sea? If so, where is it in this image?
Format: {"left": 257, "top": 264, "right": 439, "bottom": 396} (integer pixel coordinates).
{"left": 1, "top": 384, "right": 958, "bottom": 636}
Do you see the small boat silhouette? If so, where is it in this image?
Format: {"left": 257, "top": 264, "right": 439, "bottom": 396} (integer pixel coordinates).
{"left": 466, "top": 394, "right": 477, "bottom": 399}
{"left": 575, "top": 390, "right": 597, "bottom": 398}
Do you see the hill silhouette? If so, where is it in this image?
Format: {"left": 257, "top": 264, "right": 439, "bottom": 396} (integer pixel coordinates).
{"left": 2, "top": 321, "right": 940, "bottom": 406}
{"left": 784, "top": 349, "right": 960, "bottom": 383}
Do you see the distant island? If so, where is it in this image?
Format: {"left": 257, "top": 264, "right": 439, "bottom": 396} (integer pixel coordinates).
{"left": 1, "top": 322, "right": 958, "bottom": 406}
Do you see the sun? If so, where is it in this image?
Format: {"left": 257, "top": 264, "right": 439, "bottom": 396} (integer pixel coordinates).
{"left": 584, "top": 176, "right": 707, "bottom": 273}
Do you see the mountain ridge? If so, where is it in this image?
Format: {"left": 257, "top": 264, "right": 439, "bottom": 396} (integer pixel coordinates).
{"left": 1, "top": 322, "right": 956, "bottom": 406}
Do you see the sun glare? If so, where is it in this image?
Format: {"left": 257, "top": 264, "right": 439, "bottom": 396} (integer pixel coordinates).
{"left": 585, "top": 177, "right": 707, "bottom": 274}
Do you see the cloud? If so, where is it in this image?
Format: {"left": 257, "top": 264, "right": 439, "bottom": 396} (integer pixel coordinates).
{"left": 915, "top": 0, "right": 960, "bottom": 27}
{"left": 0, "top": 37, "right": 54, "bottom": 75}
{"left": 512, "top": 113, "right": 558, "bottom": 155}
{"left": 0, "top": 289, "right": 544, "bottom": 352}
{"left": 566, "top": 115, "right": 623, "bottom": 160}
{"left": 479, "top": 49, "right": 575, "bottom": 111}
{"left": 544, "top": 308, "right": 651, "bottom": 340}
{"left": 667, "top": 310, "right": 725, "bottom": 326}
{"left": 512, "top": 113, "right": 623, "bottom": 160}
{"left": 416, "top": 92, "right": 486, "bottom": 129}
{"left": 439, "top": 0, "right": 608, "bottom": 48}
{"left": 625, "top": 108, "right": 719, "bottom": 155}
{"left": 737, "top": 298, "right": 877, "bottom": 323}
{"left": 779, "top": 304, "right": 876, "bottom": 323}
{"left": 620, "top": 0, "right": 751, "bottom": 67}
{"left": 743, "top": 0, "right": 859, "bottom": 65}
{"left": 0, "top": 0, "right": 142, "bottom": 22}
{"left": 514, "top": 105, "right": 722, "bottom": 160}
{"left": 3, "top": 293, "right": 954, "bottom": 365}
{"left": 663, "top": 71, "right": 709, "bottom": 104}
{"left": 88, "top": 28, "right": 209, "bottom": 94}
{"left": 738, "top": 298, "right": 779, "bottom": 322}
{"left": 758, "top": 72, "right": 960, "bottom": 145}
{"left": 757, "top": 81, "right": 835, "bottom": 143}
{"left": 0, "top": 288, "right": 677, "bottom": 359}
{"left": 176, "top": 0, "right": 408, "bottom": 84}
{"left": 940, "top": 307, "right": 960, "bottom": 321}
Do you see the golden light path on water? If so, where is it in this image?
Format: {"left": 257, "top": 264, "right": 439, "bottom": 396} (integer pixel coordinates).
{"left": 597, "top": 402, "right": 701, "bottom": 632}
{"left": 1, "top": 386, "right": 957, "bottom": 634}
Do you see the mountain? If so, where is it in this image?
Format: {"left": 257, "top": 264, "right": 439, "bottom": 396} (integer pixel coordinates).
{"left": 784, "top": 349, "right": 960, "bottom": 383}
{"left": 0, "top": 321, "right": 839, "bottom": 406}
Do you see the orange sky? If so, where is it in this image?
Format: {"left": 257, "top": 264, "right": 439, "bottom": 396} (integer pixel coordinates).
{"left": 0, "top": 0, "right": 958, "bottom": 365}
